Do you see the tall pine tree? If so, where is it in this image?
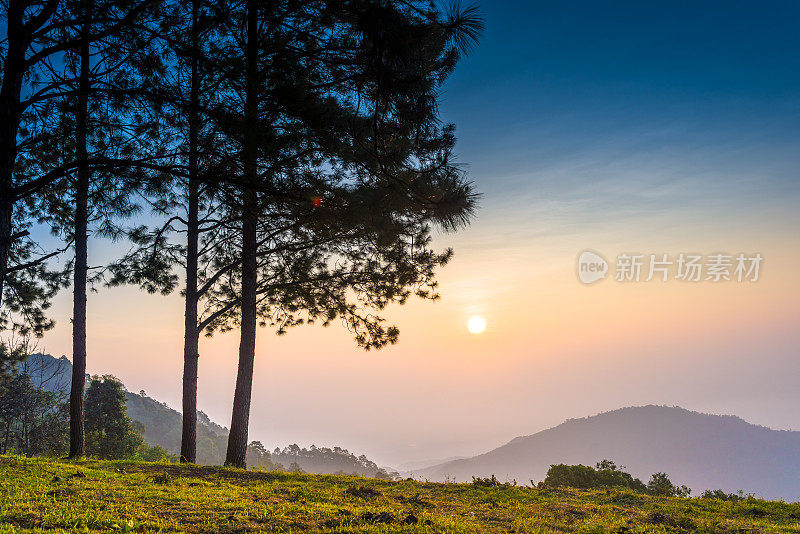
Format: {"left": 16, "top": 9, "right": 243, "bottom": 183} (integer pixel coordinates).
{"left": 106, "top": 0, "right": 239, "bottom": 463}
{"left": 215, "top": 0, "right": 482, "bottom": 468}
{"left": 23, "top": 0, "right": 166, "bottom": 458}
{"left": 104, "top": 0, "right": 482, "bottom": 468}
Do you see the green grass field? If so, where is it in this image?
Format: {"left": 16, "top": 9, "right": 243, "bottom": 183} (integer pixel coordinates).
{"left": 1, "top": 456, "right": 798, "bottom": 533}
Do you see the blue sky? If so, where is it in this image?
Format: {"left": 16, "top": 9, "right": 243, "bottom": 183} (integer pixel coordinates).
{"left": 431, "top": 0, "right": 800, "bottom": 272}
{"left": 441, "top": 0, "right": 800, "bottom": 195}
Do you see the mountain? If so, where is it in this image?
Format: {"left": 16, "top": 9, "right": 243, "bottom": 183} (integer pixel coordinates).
{"left": 16, "top": 354, "right": 391, "bottom": 475}
{"left": 124, "top": 386, "right": 230, "bottom": 465}
{"left": 416, "top": 405, "right": 800, "bottom": 501}
{"left": 22, "top": 353, "right": 76, "bottom": 394}
{"left": 19, "top": 353, "right": 231, "bottom": 464}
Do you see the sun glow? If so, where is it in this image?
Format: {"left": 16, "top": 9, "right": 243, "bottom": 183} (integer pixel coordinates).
{"left": 467, "top": 316, "right": 487, "bottom": 334}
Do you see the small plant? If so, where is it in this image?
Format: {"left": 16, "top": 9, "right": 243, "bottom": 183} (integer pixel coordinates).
{"left": 471, "top": 474, "right": 512, "bottom": 488}
{"left": 647, "top": 472, "right": 692, "bottom": 497}
{"left": 152, "top": 472, "right": 172, "bottom": 484}
{"left": 701, "top": 489, "right": 744, "bottom": 501}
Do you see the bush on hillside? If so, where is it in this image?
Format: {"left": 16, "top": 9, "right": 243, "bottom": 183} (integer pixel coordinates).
{"left": 701, "top": 489, "right": 745, "bottom": 501}
{"left": 542, "top": 460, "right": 646, "bottom": 492}
{"left": 472, "top": 475, "right": 513, "bottom": 488}
{"left": 135, "top": 443, "right": 178, "bottom": 462}
{"left": 647, "top": 472, "right": 691, "bottom": 497}
{"left": 541, "top": 460, "right": 692, "bottom": 497}
{"left": 85, "top": 375, "right": 144, "bottom": 460}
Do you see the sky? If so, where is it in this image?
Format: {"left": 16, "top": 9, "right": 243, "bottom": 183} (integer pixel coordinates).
{"left": 33, "top": 1, "right": 800, "bottom": 468}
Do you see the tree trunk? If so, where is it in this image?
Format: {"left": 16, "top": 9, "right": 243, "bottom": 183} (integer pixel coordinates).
{"left": 0, "top": 0, "right": 26, "bottom": 308}
{"left": 68, "top": 0, "right": 93, "bottom": 459}
{"left": 0, "top": 197, "right": 12, "bottom": 310}
{"left": 22, "top": 401, "right": 30, "bottom": 457}
{"left": 225, "top": 194, "right": 257, "bottom": 469}
{"left": 225, "top": 0, "right": 259, "bottom": 469}
{"left": 180, "top": 0, "right": 201, "bottom": 465}
{"left": 180, "top": 303, "right": 198, "bottom": 463}
{"left": 2, "top": 421, "right": 10, "bottom": 454}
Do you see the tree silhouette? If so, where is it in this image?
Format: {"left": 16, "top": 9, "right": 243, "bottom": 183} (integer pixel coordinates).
{"left": 26, "top": 0, "right": 165, "bottom": 459}
{"left": 209, "top": 0, "right": 482, "bottom": 468}
{"left": 2, "top": 0, "right": 482, "bottom": 470}
{"left": 1, "top": 0, "right": 171, "bottom": 457}
{"left": 105, "top": 0, "right": 242, "bottom": 463}
{"left": 0, "top": 0, "right": 163, "bottom": 330}
{"left": 104, "top": 0, "right": 482, "bottom": 468}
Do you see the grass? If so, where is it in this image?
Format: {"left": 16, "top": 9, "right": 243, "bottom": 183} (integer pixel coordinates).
{"left": 1, "top": 456, "right": 799, "bottom": 533}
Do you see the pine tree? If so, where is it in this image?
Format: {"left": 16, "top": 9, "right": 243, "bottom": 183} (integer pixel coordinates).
{"left": 180, "top": 0, "right": 202, "bottom": 464}
{"left": 0, "top": 0, "right": 163, "bottom": 323}
{"left": 215, "top": 0, "right": 482, "bottom": 468}
{"left": 222, "top": 0, "right": 259, "bottom": 470}
{"left": 20, "top": 0, "right": 167, "bottom": 458}
{"left": 105, "top": 0, "right": 238, "bottom": 463}
{"left": 1, "top": 1, "right": 73, "bottom": 337}
{"left": 101, "top": 0, "right": 482, "bottom": 469}
{"left": 69, "top": 0, "right": 95, "bottom": 461}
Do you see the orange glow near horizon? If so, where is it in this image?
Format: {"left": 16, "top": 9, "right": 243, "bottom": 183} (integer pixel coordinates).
{"left": 31, "top": 183, "right": 800, "bottom": 466}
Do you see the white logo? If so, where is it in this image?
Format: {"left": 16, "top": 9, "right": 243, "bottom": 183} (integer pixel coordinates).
{"left": 577, "top": 250, "right": 608, "bottom": 284}
{"left": 577, "top": 250, "right": 762, "bottom": 284}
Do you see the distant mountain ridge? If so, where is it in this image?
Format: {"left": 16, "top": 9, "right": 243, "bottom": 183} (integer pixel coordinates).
{"left": 398, "top": 456, "right": 468, "bottom": 473}
{"left": 417, "top": 405, "right": 800, "bottom": 501}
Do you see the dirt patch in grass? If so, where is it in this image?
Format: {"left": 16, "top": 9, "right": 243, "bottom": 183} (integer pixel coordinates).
{"left": 345, "top": 485, "right": 382, "bottom": 498}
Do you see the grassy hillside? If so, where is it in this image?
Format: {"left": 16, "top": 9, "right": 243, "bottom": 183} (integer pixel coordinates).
{"left": 1, "top": 456, "right": 799, "bottom": 533}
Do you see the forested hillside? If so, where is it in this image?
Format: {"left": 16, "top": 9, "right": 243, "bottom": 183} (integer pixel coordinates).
{"left": 12, "top": 354, "right": 393, "bottom": 476}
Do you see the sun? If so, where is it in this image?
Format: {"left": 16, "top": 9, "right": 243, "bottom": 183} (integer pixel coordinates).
{"left": 467, "top": 316, "right": 486, "bottom": 334}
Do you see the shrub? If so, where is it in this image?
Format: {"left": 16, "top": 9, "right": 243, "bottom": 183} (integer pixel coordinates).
{"left": 135, "top": 443, "right": 177, "bottom": 462}
{"left": 542, "top": 461, "right": 646, "bottom": 492}
{"left": 375, "top": 468, "right": 398, "bottom": 480}
{"left": 647, "top": 472, "right": 674, "bottom": 496}
{"left": 646, "top": 472, "right": 691, "bottom": 497}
